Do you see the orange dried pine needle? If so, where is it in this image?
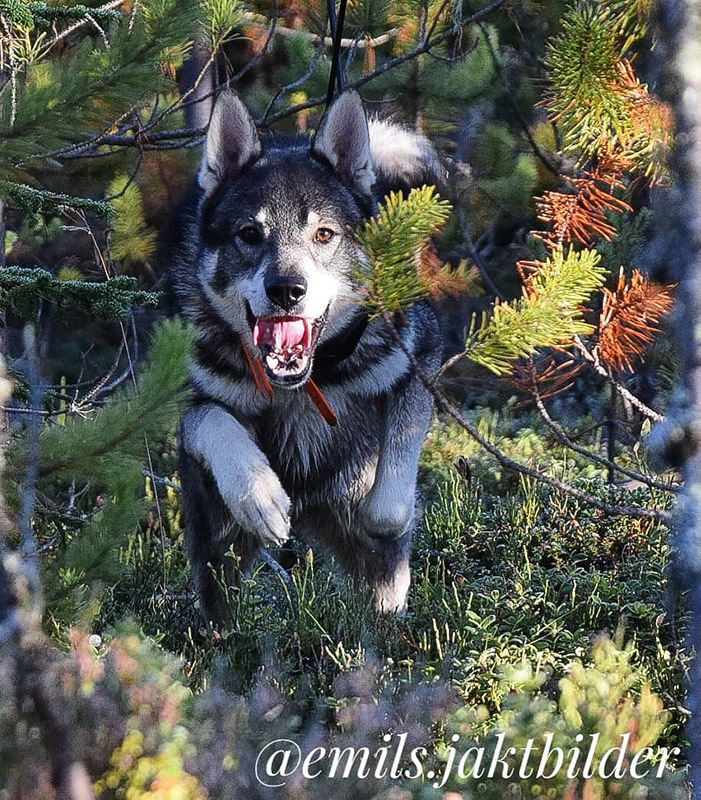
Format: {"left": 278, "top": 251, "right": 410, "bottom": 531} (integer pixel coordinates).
{"left": 508, "top": 352, "right": 584, "bottom": 402}
{"left": 534, "top": 160, "right": 632, "bottom": 248}
{"left": 598, "top": 268, "right": 675, "bottom": 372}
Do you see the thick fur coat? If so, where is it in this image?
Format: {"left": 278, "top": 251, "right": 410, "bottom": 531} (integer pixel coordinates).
{"left": 168, "top": 90, "right": 444, "bottom": 625}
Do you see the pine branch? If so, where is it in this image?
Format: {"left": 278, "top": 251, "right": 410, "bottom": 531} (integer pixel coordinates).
{"left": 354, "top": 186, "right": 452, "bottom": 315}
{"left": 572, "top": 335, "right": 665, "bottom": 422}
{"left": 46, "top": 0, "right": 509, "bottom": 159}
{"left": 542, "top": 4, "right": 673, "bottom": 180}
{"left": 107, "top": 174, "right": 156, "bottom": 264}
{"left": 465, "top": 247, "right": 607, "bottom": 375}
{"left": 508, "top": 352, "right": 583, "bottom": 402}
{"left": 38, "top": 319, "right": 192, "bottom": 482}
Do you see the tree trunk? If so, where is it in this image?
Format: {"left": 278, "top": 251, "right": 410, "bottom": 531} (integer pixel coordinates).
{"left": 654, "top": 3, "right": 701, "bottom": 796}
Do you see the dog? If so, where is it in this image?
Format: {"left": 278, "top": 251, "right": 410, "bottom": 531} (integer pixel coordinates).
{"left": 168, "top": 89, "right": 444, "bottom": 626}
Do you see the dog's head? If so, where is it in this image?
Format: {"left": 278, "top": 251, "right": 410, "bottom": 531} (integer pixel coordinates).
{"left": 196, "top": 90, "right": 441, "bottom": 389}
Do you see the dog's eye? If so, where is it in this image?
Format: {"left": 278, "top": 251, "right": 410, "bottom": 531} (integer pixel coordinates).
{"left": 237, "top": 225, "right": 263, "bottom": 246}
{"left": 314, "top": 227, "right": 335, "bottom": 245}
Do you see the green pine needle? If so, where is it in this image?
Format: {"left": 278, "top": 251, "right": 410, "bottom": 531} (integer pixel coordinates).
{"left": 354, "top": 186, "right": 452, "bottom": 315}
{"left": 465, "top": 248, "right": 606, "bottom": 375}
{"left": 199, "top": 0, "right": 243, "bottom": 48}
{"left": 544, "top": 4, "right": 628, "bottom": 158}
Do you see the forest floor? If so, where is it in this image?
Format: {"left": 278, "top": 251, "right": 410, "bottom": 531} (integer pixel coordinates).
{"left": 96, "top": 400, "right": 687, "bottom": 754}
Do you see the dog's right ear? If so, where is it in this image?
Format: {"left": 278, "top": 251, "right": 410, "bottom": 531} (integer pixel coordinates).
{"left": 312, "top": 90, "right": 375, "bottom": 196}
{"left": 198, "top": 90, "right": 261, "bottom": 197}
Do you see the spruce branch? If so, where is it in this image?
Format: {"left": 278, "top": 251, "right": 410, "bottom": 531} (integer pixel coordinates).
{"left": 28, "top": 2, "right": 123, "bottom": 27}
{"left": 0, "top": 180, "right": 114, "bottom": 219}
{"left": 0, "top": 267, "right": 159, "bottom": 320}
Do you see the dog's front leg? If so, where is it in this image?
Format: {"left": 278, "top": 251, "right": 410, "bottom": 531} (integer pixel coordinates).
{"left": 357, "top": 375, "right": 434, "bottom": 613}
{"left": 181, "top": 404, "right": 291, "bottom": 548}
{"left": 180, "top": 403, "right": 291, "bottom": 626}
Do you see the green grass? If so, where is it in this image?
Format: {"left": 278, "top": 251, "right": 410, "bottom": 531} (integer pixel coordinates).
{"left": 94, "top": 409, "right": 686, "bottom": 747}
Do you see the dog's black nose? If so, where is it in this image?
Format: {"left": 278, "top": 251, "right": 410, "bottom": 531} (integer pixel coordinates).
{"left": 265, "top": 276, "right": 307, "bottom": 311}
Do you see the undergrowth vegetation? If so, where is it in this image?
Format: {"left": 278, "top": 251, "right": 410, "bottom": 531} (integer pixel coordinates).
{"left": 69, "top": 406, "right": 685, "bottom": 797}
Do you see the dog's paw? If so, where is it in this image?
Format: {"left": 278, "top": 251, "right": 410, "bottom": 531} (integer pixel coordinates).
{"left": 359, "top": 485, "right": 414, "bottom": 540}
{"left": 219, "top": 465, "right": 291, "bottom": 547}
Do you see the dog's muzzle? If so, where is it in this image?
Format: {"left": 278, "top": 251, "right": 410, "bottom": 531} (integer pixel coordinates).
{"left": 247, "top": 304, "right": 327, "bottom": 388}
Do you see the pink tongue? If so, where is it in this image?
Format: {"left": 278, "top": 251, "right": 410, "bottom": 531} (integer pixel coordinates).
{"left": 253, "top": 317, "right": 311, "bottom": 350}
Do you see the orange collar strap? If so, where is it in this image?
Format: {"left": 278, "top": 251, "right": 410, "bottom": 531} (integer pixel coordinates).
{"left": 241, "top": 342, "right": 338, "bottom": 427}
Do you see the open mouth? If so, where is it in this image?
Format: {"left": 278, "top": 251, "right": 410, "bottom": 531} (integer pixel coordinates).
{"left": 247, "top": 305, "right": 326, "bottom": 387}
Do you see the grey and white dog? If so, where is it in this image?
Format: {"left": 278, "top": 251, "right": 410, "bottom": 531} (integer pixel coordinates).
{"left": 169, "top": 89, "right": 444, "bottom": 626}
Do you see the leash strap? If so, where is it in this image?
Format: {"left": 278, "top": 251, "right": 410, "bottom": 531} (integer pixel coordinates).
{"left": 241, "top": 341, "right": 338, "bottom": 427}
{"left": 326, "top": 0, "right": 349, "bottom": 107}
{"left": 241, "top": 339, "right": 274, "bottom": 400}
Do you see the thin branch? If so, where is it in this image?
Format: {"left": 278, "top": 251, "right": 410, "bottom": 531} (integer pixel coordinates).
{"left": 140, "top": 469, "right": 292, "bottom": 586}
{"left": 242, "top": 12, "right": 401, "bottom": 49}
{"left": 261, "top": 33, "right": 327, "bottom": 125}
{"left": 530, "top": 369, "right": 679, "bottom": 494}
{"left": 384, "top": 315, "right": 671, "bottom": 522}
{"left": 458, "top": 209, "right": 505, "bottom": 299}
{"left": 48, "top": 0, "right": 508, "bottom": 159}
{"left": 466, "top": 1, "right": 560, "bottom": 176}
{"left": 573, "top": 336, "right": 666, "bottom": 423}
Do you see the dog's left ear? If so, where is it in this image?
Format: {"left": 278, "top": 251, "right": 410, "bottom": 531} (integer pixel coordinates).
{"left": 312, "top": 90, "right": 375, "bottom": 195}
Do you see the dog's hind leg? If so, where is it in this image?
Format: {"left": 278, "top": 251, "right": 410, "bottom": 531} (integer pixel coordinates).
{"left": 355, "top": 369, "right": 436, "bottom": 613}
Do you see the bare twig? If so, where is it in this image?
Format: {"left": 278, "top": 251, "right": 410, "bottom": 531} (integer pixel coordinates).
{"left": 458, "top": 209, "right": 505, "bottom": 299}
{"left": 530, "top": 370, "right": 679, "bottom": 494}
{"left": 242, "top": 12, "right": 400, "bottom": 49}
{"left": 573, "top": 337, "right": 666, "bottom": 423}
